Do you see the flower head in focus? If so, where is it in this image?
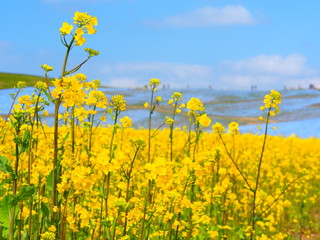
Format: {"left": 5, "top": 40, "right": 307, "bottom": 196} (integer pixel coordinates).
{"left": 259, "top": 90, "right": 282, "bottom": 120}
{"left": 59, "top": 12, "right": 98, "bottom": 46}
{"left": 60, "top": 22, "right": 73, "bottom": 35}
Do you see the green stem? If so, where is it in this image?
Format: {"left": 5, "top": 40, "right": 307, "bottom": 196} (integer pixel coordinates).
{"left": 52, "top": 36, "right": 74, "bottom": 233}
{"left": 71, "top": 106, "right": 75, "bottom": 154}
{"left": 148, "top": 88, "right": 155, "bottom": 163}
{"left": 169, "top": 100, "right": 178, "bottom": 162}
{"left": 251, "top": 109, "right": 270, "bottom": 240}
{"left": 104, "top": 110, "right": 119, "bottom": 227}
{"left": 10, "top": 125, "right": 21, "bottom": 240}
{"left": 218, "top": 133, "right": 252, "bottom": 190}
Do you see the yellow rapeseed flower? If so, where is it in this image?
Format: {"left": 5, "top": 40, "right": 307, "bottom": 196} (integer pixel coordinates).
{"left": 228, "top": 122, "right": 240, "bottom": 135}
{"left": 111, "top": 95, "right": 126, "bottom": 111}
{"left": 40, "top": 64, "right": 54, "bottom": 72}
{"left": 17, "top": 81, "right": 26, "bottom": 89}
{"left": 261, "top": 89, "right": 282, "bottom": 115}
{"left": 212, "top": 122, "right": 226, "bottom": 134}
{"left": 120, "top": 116, "right": 132, "bottom": 128}
{"left": 84, "top": 48, "right": 99, "bottom": 57}
{"left": 187, "top": 97, "right": 205, "bottom": 112}
{"left": 59, "top": 22, "right": 73, "bottom": 35}
{"left": 41, "top": 231, "right": 56, "bottom": 240}
{"left": 149, "top": 78, "right": 160, "bottom": 87}
{"left": 156, "top": 96, "right": 162, "bottom": 102}
{"left": 165, "top": 116, "right": 174, "bottom": 125}
{"left": 197, "top": 113, "right": 211, "bottom": 127}
{"left": 34, "top": 81, "right": 48, "bottom": 91}
{"left": 73, "top": 12, "right": 97, "bottom": 28}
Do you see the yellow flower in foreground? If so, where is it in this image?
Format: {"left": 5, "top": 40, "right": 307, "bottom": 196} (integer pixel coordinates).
{"left": 149, "top": 78, "right": 160, "bottom": 87}
{"left": 48, "top": 225, "right": 56, "bottom": 232}
{"left": 165, "top": 116, "right": 174, "bottom": 125}
{"left": 261, "top": 89, "right": 282, "bottom": 115}
{"left": 85, "top": 48, "right": 99, "bottom": 57}
{"left": 208, "top": 230, "right": 219, "bottom": 238}
{"left": 75, "top": 27, "right": 84, "bottom": 36}
{"left": 187, "top": 97, "right": 205, "bottom": 112}
{"left": 212, "top": 122, "right": 225, "bottom": 134}
{"left": 172, "top": 92, "right": 182, "bottom": 99}
{"left": 40, "top": 64, "right": 54, "bottom": 72}
{"left": 17, "top": 81, "right": 26, "bottom": 89}
{"left": 100, "top": 115, "right": 107, "bottom": 122}
{"left": 228, "top": 122, "right": 240, "bottom": 135}
{"left": 75, "top": 34, "right": 86, "bottom": 46}
{"left": 256, "top": 234, "right": 271, "bottom": 240}
{"left": 86, "top": 24, "right": 97, "bottom": 34}
{"left": 197, "top": 113, "right": 211, "bottom": 127}
{"left": 60, "top": 22, "right": 73, "bottom": 35}
{"left": 41, "top": 231, "right": 56, "bottom": 240}
{"left": 34, "top": 81, "right": 48, "bottom": 91}
{"left": 73, "top": 12, "right": 97, "bottom": 27}
{"left": 111, "top": 95, "right": 126, "bottom": 111}
{"left": 120, "top": 116, "right": 132, "bottom": 128}
{"left": 52, "top": 206, "right": 59, "bottom": 212}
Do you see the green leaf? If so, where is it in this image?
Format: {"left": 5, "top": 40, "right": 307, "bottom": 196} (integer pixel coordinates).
{"left": 15, "top": 130, "right": 31, "bottom": 156}
{"left": 41, "top": 202, "right": 49, "bottom": 217}
{"left": 107, "top": 108, "right": 114, "bottom": 120}
{"left": 20, "top": 130, "right": 31, "bottom": 154}
{"left": 46, "top": 170, "right": 53, "bottom": 192}
{"left": 242, "top": 185, "right": 255, "bottom": 193}
{"left": 63, "top": 132, "right": 70, "bottom": 144}
{"left": 0, "top": 155, "right": 16, "bottom": 180}
{"left": 254, "top": 216, "right": 270, "bottom": 222}
{"left": 0, "top": 195, "right": 13, "bottom": 229}
{"left": 15, "top": 185, "right": 36, "bottom": 202}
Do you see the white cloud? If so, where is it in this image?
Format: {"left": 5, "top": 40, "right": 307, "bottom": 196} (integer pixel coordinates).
{"left": 99, "top": 62, "right": 214, "bottom": 88}
{"left": 221, "top": 54, "right": 316, "bottom": 76}
{"left": 218, "top": 54, "right": 319, "bottom": 89}
{"left": 95, "top": 54, "right": 320, "bottom": 90}
{"left": 146, "top": 5, "right": 256, "bottom": 28}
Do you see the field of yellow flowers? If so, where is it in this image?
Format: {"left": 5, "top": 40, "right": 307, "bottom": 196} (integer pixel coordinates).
{"left": 0, "top": 11, "right": 319, "bottom": 240}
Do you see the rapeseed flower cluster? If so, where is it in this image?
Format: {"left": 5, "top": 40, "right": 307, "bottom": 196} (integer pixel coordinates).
{"left": 260, "top": 89, "right": 282, "bottom": 118}
{"left": 5, "top": 113, "right": 319, "bottom": 239}
{"left": 60, "top": 11, "right": 98, "bottom": 46}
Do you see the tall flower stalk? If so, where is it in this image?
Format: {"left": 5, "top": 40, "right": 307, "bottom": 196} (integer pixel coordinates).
{"left": 145, "top": 78, "right": 161, "bottom": 164}
{"left": 50, "top": 12, "right": 98, "bottom": 235}
{"left": 166, "top": 92, "right": 184, "bottom": 162}
{"left": 213, "top": 90, "right": 283, "bottom": 239}
{"left": 250, "top": 90, "right": 282, "bottom": 239}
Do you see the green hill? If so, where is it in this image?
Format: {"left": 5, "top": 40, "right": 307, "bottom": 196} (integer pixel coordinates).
{"left": 0, "top": 72, "right": 53, "bottom": 89}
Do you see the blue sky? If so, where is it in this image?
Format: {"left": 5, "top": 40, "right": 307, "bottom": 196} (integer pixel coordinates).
{"left": 1, "top": 0, "right": 320, "bottom": 90}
